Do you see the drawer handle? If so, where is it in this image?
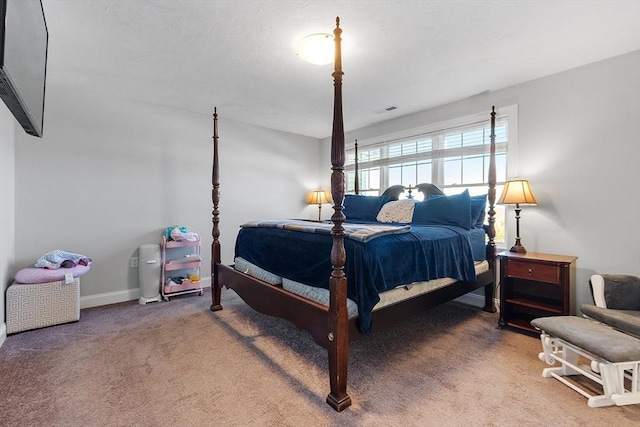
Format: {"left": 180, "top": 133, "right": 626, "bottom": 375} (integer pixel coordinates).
{"left": 528, "top": 268, "right": 534, "bottom": 276}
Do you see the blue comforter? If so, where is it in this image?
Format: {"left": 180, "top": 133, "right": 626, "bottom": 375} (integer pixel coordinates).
{"left": 235, "top": 222, "right": 484, "bottom": 334}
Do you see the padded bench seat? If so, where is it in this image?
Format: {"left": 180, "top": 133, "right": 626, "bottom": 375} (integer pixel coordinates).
{"left": 531, "top": 315, "right": 640, "bottom": 407}
{"left": 580, "top": 305, "right": 640, "bottom": 338}
{"left": 532, "top": 316, "right": 640, "bottom": 362}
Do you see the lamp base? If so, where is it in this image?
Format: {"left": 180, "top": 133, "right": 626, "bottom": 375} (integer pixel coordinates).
{"left": 509, "top": 243, "right": 527, "bottom": 253}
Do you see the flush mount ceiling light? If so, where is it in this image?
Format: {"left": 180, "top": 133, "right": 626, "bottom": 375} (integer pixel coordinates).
{"left": 296, "top": 33, "right": 334, "bottom": 65}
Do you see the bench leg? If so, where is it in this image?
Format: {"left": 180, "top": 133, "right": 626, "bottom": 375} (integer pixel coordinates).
{"left": 600, "top": 361, "right": 640, "bottom": 407}
{"left": 539, "top": 334, "right": 581, "bottom": 375}
{"left": 538, "top": 333, "right": 640, "bottom": 407}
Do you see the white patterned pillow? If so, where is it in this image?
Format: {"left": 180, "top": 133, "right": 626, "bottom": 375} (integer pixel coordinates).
{"left": 376, "top": 199, "right": 417, "bottom": 223}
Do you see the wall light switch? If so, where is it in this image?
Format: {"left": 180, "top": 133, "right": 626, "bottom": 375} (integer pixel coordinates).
{"left": 130, "top": 257, "right": 139, "bottom": 268}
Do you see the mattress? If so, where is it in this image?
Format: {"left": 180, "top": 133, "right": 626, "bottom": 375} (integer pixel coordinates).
{"left": 234, "top": 257, "right": 489, "bottom": 319}
{"left": 6, "top": 278, "right": 80, "bottom": 334}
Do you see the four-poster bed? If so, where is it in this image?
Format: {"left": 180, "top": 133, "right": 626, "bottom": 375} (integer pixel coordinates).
{"left": 210, "top": 17, "right": 497, "bottom": 411}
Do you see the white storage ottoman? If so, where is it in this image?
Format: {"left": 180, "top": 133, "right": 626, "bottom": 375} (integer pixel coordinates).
{"left": 6, "top": 278, "right": 80, "bottom": 334}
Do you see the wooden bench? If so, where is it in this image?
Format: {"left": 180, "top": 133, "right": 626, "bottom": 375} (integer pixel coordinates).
{"left": 531, "top": 316, "right": 640, "bottom": 407}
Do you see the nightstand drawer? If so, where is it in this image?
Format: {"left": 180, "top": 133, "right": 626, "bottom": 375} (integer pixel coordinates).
{"left": 505, "top": 260, "right": 560, "bottom": 285}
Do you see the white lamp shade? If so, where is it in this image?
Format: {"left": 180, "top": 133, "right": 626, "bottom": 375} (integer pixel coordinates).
{"left": 308, "top": 190, "right": 330, "bottom": 205}
{"left": 497, "top": 179, "right": 538, "bottom": 205}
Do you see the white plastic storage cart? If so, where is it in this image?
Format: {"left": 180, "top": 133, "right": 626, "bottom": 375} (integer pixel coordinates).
{"left": 161, "top": 235, "right": 203, "bottom": 301}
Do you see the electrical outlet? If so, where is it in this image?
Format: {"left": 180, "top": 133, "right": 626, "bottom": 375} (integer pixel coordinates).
{"left": 130, "top": 257, "right": 139, "bottom": 268}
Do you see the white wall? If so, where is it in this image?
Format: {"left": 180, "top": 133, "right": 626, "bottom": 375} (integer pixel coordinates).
{"left": 6, "top": 50, "right": 639, "bottom": 325}
{"left": 14, "top": 83, "right": 321, "bottom": 307}
{"left": 327, "top": 51, "right": 640, "bottom": 313}
{"left": 0, "top": 103, "right": 17, "bottom": 345}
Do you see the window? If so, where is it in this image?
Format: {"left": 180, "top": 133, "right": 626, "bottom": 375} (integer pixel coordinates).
{"left": 345, "top": 106, "right": 517, "bottom": 243}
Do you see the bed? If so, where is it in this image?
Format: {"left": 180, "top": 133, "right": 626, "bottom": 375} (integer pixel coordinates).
{"left": 209, "top": 17, "right": 498, "bottom": 411}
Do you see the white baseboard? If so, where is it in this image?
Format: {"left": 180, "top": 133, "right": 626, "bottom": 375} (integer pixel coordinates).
{"left": 0, "top": 279, "right": 212, "bottom": 348}
{"left": 80, "top": 277, "right": 211, "bottom": 309}
{"left": 0, "top": 323, "right": 6, "bottom": 348}
{"left": 0, "top": 280, "right": 491, "bottom": 349}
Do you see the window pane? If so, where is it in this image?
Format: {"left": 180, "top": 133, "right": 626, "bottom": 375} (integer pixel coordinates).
{"left": 347, "top": 146, "right": 382, "bottom": 166}
{"left": 466, "top": 186, "right": 487, "bottom": 196}
{"left": 401, "top": 163, "right": 415, "bottom": 186}
{"left": 358, "top": 167, "right": 380, "bottom": 190}
{"left": 402, "top": 142, "right": 416, "bottom": 155}
{"left": 444, "top": 157, "right": 462, "bottom": 186}
{"left": 418, "top": 139, "right": 432, "bottom": 152}
{"left": 495, "top": 124, "right": 507, "bottom": 143}
{"left": 462, "top": 128, "right": 484, "bottom": 147}
{"left": 351, "top": 147, "right": 381, "bottom": 164}
{"left": 417, "top": 161, "right": 431, "bottom": 183}
{"left": 388, "top": 144, "right": 402, "bottom": 158}
{"left": 359, "top": 171, "right": 368, "bottom": 190}
{"left": 493, "top": 186, "right": 506, "bottom": 243}
{"left": 346, "top": 171, "right": 355, "bottom": 191}
{"left": 462, "top": 155, "right": 484, "bottom": 183}
{"left": 346, "top": 151, "right": 356, "bottom": 165}
{"left": 389, "top": 164, "right": 401, "bottom": 185}
{"left": 444, "top": 133, "right": 462, "bottom": 149}
{"left": 369, "top": 168, "right": 380, "bottom": 190}
{"left": 495, "top": 153, "right": 506, "bottom": 183}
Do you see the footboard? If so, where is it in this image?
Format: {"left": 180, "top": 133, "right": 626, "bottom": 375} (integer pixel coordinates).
{"left": 218, "top": 264, "right": 332, "bottom": 348}
{"left": 219, "top": 262, "right": 495, "bottom": 345}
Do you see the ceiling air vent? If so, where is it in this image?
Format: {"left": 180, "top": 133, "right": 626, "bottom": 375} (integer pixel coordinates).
{"left": 374, "top": 105, "right": 398, "bottom": 114}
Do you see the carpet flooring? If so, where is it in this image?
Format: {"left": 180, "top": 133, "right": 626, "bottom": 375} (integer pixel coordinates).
{"left": 0, "top": 287, "right": 638, "bottom": 426}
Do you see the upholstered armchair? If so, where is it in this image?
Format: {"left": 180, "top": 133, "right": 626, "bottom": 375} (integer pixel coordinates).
{"left": 581, "top": 274, "right": 640, "bottom": 338}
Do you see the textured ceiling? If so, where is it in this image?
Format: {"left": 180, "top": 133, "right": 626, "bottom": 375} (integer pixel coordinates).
{"left": 41, "top": 0, "right": 640, "bottom": 138}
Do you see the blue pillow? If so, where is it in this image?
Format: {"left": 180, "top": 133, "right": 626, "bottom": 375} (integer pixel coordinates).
{"left": 471, "top": 194, "right": 487, "bottom": 228}
{"left": 343, "top": 194, "right": 390, "bottom": 221}
{"left": 412, "top": 189, "right": 472, "bottom": 229}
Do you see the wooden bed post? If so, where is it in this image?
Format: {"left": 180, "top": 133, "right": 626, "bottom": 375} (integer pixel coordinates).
{"left": 326, "top": 16, "right": 352, "bottom": 412}
{"left": 483, "top": 106, "right": 497, "bottom": 313}
{"left": 354, "top": 140, "right": 359, "bottom": 195}
{"left": 211, "top": 107, "right": 223, "bottom": 312}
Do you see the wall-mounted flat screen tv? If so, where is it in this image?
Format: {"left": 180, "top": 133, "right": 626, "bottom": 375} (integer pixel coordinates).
{"left": 0, "top": 0, "right": 48, "bottom": 137}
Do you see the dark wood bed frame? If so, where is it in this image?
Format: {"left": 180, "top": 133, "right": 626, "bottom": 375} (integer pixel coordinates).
{"left": 210, "top": 18, "right": 497, "bottom": 412}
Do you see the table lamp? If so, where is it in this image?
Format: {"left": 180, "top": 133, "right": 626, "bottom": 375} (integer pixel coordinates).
{"left": 497, "top": 179, "right": 538, "bottom": 253}
{"left": 308, "top": 190, "right": 330, "bottom": 221}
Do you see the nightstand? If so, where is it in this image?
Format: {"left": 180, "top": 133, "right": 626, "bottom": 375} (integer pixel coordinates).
{"left": 498, "top": 251, "right": 577, "bottom": 334}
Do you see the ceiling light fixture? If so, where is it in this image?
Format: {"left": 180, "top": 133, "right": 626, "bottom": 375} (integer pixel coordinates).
{"left": 296, "top": 33, "right": 334, "bottom": 65}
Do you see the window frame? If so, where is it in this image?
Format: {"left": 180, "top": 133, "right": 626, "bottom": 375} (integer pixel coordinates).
{"left": 345, "top": 105, "right": 518, "bottom": 244}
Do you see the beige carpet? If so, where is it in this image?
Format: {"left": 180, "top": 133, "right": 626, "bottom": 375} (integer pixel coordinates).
{"left": 1, "top": 287, "right": 638, "bottom": 427}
